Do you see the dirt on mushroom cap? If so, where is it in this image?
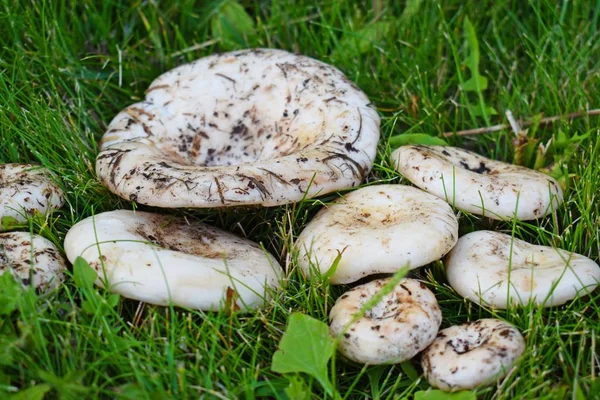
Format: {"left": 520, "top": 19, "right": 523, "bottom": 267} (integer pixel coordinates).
{"left": 446, "top": 230, "right": 600, "bottom": 308}
{"left": 421, "top": 318, "right": 525, "bottom": 391}
{"left": 96, "top": 49, "right": 380, "bottom": 208}
{"left": 329, "top": 277, "right": 442, "bottom": 365}
{"left": 0, "top": 231, "right": 66, "bottom": 293}
{"left": 391, "top": 145, "right": 563, "bottom": 220}
{"left": 0, "top": 164, "right": 64, "bottom": 228}
{"left": 63, "top": 210, "right": 283, "bottom": 311}
{"left": 296, "top": 184, "right": 458, "bottom": 284}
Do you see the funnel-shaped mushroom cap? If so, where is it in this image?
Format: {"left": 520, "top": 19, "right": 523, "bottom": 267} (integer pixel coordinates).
{"left": 391, "top": 145, "right": 563, "bottom": 220}
{"left": 422, "top": 318, "right": 525, "bottom": 391}
{"left": 0, "top": 164, "right": 64, "bottom": 229}
{"left": 446, "top": 231, "right": 600, "bottom": 308}
{"left": 0, "top": 232, "right": 66, "bottom": 292}
{"left": 330, "top": 278, "right": 442, "bottom": 364}
{"left": 296, "top": 185, "right": 458, "bottom": 284}
{"left": 63, "top": 210, "right": 283, "bottom": 311}
{"left": 97, "top": 49, "right": 380, "bottom": 208}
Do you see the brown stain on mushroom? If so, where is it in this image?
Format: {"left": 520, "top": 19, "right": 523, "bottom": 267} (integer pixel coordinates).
{"left": 0, "top": 232, "right": 66, "bottom": 292}
{"left": 95, "top": 49, "right": 380, "bottom": 208}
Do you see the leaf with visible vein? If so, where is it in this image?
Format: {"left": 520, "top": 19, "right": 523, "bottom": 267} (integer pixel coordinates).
{"left": 272, "top": 313, "right": 335, "bottom": 396}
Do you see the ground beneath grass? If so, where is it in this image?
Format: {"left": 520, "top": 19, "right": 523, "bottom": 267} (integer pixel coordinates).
{"left": 1, "top": 1, "right": 599, "bottom": 399}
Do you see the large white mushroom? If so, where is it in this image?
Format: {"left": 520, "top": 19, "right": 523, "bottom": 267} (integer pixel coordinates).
{"left": 391, "top": 145, "right": 563, "bottom": 220}
{"left": 97, "top": 49, "right": 379, "bottom": 207}
{"left": 296, "top": 185, "right": 458, "bottom": 284}
{"left": 63, "top": 210, "right": 283, "bottom": 311}
{"left": 329, "top": 278, "right": 442, "bottom": 364}
{"left": 0, "top": 232, "right": 66, "bottom": 292}
{"left": 446, "top": 230, "right": 600, "bottom": 308}
{"left": 421, "top": 318, "right": 525, "bottom": 391}
{"left": 0, "top": 164, "right": 64, "bottom": 229}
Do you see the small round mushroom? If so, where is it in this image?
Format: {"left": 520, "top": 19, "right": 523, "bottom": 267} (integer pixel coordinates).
{"left": 0, "top": 164, "right": 64, "bottom": 229}
{"left": 0, "top": 232, "right": 66, "bottom": 292}
{"left": 97, "top": 48, "right": 380, "bottom": 208}
{"left": 329, "top": 277, "right": 442, "bottom": 365}
{"left": 446, "top": 230, "right": 600, "bottom": 308}
{"left": 63, "top": 210, "right": 282, "bottom": 311}
{"left": 421, "top": 318, "right": 525, "bottom": 391}
{"left": 391, "top": 145, "right": 563, "bottom": 220}
{"left": 296, "top": 185, "right": 458, "bottom": 284}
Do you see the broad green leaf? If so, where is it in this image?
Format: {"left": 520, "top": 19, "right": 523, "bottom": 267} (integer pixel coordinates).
{"left": 467, "top": 104, "right": 497, "bottom": 117}
{"left": 460, "top": 76, "right": 488, "bottom": 92}
{"left": 107, "top": 293, "right": 120, "bottom": 308}
{"left": 554, "top": 130, "right": 591, "bottom": 149}
{"left": 272, "top": 313, "right": 335, "bottom": 395}
{"left": 0, "top": 271, "right": 22, "bottom": 315}
{"left": 333, "top": 21, "right": 394, "bottom": 58}
{"left": 400, "top": 0, "right": 424, "bottom": 21}
{"left": 73, "top": 256, "right": 97, "bottom": 289}
{"left": 284, "top": 376, "right": 310, "bottom": 400}
{"left": 81, "top": 299, "right": 98, "bottom": 315}
{"left": 400, "top": 360, "right": 420, "bottom": 382}
{"left": 462, "top": 17, "right": 481, "bottom": 77}
{"left": 211, "top": 1, "right": 256, "bottom": 49}
{"left": 367, "top": 365, "right": 386, "bottom": 398}
{"left": 9, "top": 384, "right": 51, "bottom": 400}
{"left": 388, "top": 134, "right": 448, "bottom": 148}
{"left": 0, "top": 216, "right": 19, "bottom": 231}
{"left": 414, "top": 389, "right": 477, "bottom": 400}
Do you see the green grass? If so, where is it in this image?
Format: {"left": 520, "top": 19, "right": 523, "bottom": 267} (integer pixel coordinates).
{"left": 1, "top": 0, "right": 599, "bottom": 398}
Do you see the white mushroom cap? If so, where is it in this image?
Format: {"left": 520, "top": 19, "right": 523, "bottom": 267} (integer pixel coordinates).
{"left": 329, "top": 278, "right": 442, "bottom": 365}
{"left": 0, "top": 232, "right": 66, "bottom": 292}
{"left": 97, "top": 48, "right": 380, "bottom": 208}
{"left": 446, "top": 231, "right": 600, "bottom": 308}
{"left": 0, "top": 164, "right": 64, "bottom": 229}
{"left": 63, "top": 210, "right": 283, "bottom": 311}
{"left": 391, "top": 145, "right": 563, "bottom": 220}
{"left": 296, "top": 185, "right": 458, "bottom": 284}
{"left": 421, "top": 318, "right": 525, "bottom": 391}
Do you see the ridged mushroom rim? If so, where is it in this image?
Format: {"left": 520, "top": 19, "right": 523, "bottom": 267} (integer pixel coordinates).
{"left": 296, "top": 184, "right": 458, "bottom": 284}
{"left": 0, "top": 164, "right": 64, "bottom": 229}
{"left": 96, "top": 48, "right": 380, "bottom": 208}
{"left": 329, "top": 278, "right": 442, "bottom": 365}
{"left": 0, "top": 231, "right": 67, "bottom": 293}
{"left": 445, "top": 230, "right": 600, "bottom": 308}
{"left": 421, "top": 318, "right": 526, "bottom": 391}
{"left": 63, "top": 210, "right": 283, "bottom": 311}
{"left": 391, "top": 145, "right": 563, "bottom": 220}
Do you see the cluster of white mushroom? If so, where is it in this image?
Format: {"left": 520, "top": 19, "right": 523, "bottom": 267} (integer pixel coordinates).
{"left": 295, "top": 143, "right": 599, "bottom": 390}
{"left": 1, "top": 164, "right": 67, "bottom": 293}
{"left": 2, "top": 49, "right": 381, "bottom": 312}
{"left": 2, "top": 49, "right": 599, "bottom": 393}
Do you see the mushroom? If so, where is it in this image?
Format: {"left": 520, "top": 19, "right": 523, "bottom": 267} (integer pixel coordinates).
{"left": 421, "top": 318, "right": 525, "bottom": 391}
{"left": 391, "top": 145, "right": 563, "bottom": 220}
{"left": 329, "top": 277, "right": 442, "bottom": 364}
{"left": 0, "top": 164, "right": 64, "bottom": 229}
{"left": 96, "top": 49, "right": 380, "bottom": 208}
{"left": 446, "top": 230, "right": 600, "bottom": 308}
{"left": 63, "top": 210, "right": 282, "bottom": 311}
{"left": 0, "top": 232, "right": 66, "bottom": 292}
{"left": 296, "top": 185, "right": 458, "bottom": 284}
